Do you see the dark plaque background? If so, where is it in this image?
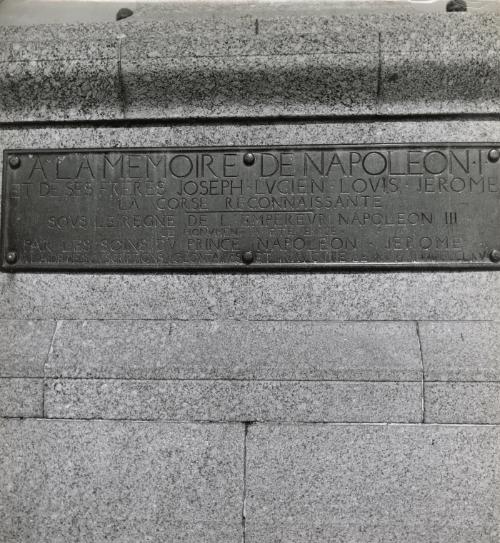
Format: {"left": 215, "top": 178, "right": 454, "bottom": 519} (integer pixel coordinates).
{"left": 1, "top": 144, "right": 499, "bottom": 271}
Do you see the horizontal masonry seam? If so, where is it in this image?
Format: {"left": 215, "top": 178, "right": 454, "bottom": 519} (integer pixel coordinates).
{"left": 41, "top": 378, "right": 423, "bottom": 383}
{"left": 1, "top": 377, "right": 497, "bottom": 384}
{"left": 0, "top": 47, "right": 495, "bottom": 63}
{"left": 0, "top": 113, "right": 498, "bottom": 128}
{"left": 0, "top": 318, "right": 498, "bottom": 323}
{"left": 0, "top": 417, "right": 497, "bottom": 427}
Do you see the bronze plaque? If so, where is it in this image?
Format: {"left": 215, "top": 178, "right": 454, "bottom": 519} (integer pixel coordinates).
{"left": 2, "top": 144, "right": 500, "bottom": 271}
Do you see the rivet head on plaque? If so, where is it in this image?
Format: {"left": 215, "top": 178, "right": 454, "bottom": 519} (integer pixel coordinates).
{"left": 489, "top": 249, "right": 500, "bottom": 263}
{"left": 5, "top": 251, "right": 18, "bottom": 264}
{"left": 243, "top": 152, "right": 255, "bottom": 166}
{"left": 242, "top": 251, "right": 254, "bottom": 265}
{"left": 487, "top": 149, "right": 500, "bottom": 163}
{"left": 8, "top": 156, "right": 20, "bottom": 169}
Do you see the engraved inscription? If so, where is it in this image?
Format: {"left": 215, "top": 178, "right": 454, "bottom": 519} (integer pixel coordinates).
{"left": 1, "top": 145, "right": 499, "bottom": 270}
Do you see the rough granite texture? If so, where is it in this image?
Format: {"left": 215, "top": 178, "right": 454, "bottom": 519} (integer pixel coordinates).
{"left": 0, "top": 14, "right": 498, "bottom": 121}
{"left": 0, "top": 378, "right": 42, "bottom": 417}
{"left": 0, "top": 59, "right": 122, "bottom": 122}
{"left": 44, "top": 379, "right": 422, "bottom": 422}
{"left": 0, "top": 419, "right": 244, "bottom": 543}
{"left": 122, "top": 52, "right": 379, "bottom": 118}
{"left": 46, "top": 320, "right": 422, "bottom": 380}
{"left": 0, "top": 320, "right": 56, "bottom": 377}
{"left": 425, "top": 382, "right": 500, "bottom": 424}
{"left": 246, "top": 424, "right": 500, "bottom": 543}
{"left": 380, "top": 50, "right": 500, "bottom": 114}
{"left": 420, "top": 321, "right": 500, "bottom": 381}
{"left": 1, "top": 271, "right": 500, "bottom": 321}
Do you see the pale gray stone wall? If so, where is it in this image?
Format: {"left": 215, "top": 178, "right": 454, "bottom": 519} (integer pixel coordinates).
{"left": 0, "top": 12, "right": 499, "bottom": 543}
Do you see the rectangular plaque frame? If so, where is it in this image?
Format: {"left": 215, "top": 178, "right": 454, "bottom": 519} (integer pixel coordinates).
{"left": 1, "top": 143, "right": 499, "bottom": 272}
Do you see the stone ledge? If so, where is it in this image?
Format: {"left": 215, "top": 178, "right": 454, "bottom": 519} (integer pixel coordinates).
{"left": 1, "top": 272, "right": 500, "bottom": 320}
{"left": 46, "top": 320, "right": 422, "bottom": 381}
{"left": 44, "top": 378, "right": 422, "bottom": 423}
{"left": 0, "top": 13, "right": 497, "bottom": 122}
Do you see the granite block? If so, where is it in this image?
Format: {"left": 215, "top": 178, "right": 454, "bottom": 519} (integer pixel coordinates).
{"left": 425, "top": 382, "right": 500, "bottom": 424}
{"left": 45, "top": 379, "right": 421, "bottom": 422}
{"left": 1, "top": 271, "right": 499, "bottom": 321}
{"left": 0, "top": 378, "right": 42, "bottom": 417}
{"left": 46, "top": 320, "right": 421, "bottom": 380}
{"left": 419, "top": 321, "right": 500, "bottom": 381}
{"left": 0, "top": 14, "right": 497, "bottom": 121}
{"left": 380, "top": 50, "right": 499, "bottom": 114}
{"left": 0, "top": 59, "right": 122, "bottom": 122}
{"left": 122, "top": 52, "right": 378, "bottom": 119}
{"left": 0, "top": 419, "right": 244, "bottom": 543}
{"left": 246, "top": 424, "right": 500, "bottom": 543}
{"left": 0, "top": 320, "right": 56, "bottom": 377}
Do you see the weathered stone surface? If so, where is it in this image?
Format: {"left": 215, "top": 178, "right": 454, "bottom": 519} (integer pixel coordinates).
{"left": 380, "top": 50, "right": 499, "bottom": 114}
{"left": 46, "top": 320, "right": 421, "bottom": 380}
{"left": 0, "top": 24, "right": 122, "bottom": 121}
{"left": 0, "top": 58, "right": 122, "bottom": 122}
{"left": 45, "top": 379, "right": 421, "bottom": 423}
{"left": 0, "top": 419, "right": 244, "bottom": 542}
{"left": 379, "top": 13, "right": 499, "bottom": 52}
{"left": 378, "top": 14, "right": 499, "bottom": 115}
{"left": 120, "top": 15, "right": 379, "bottom": 118}
{"left": 258, "top": 15, "right": 378, "bottom": 52}
{"left": 0, "top": 22, "right": 120, "bottom": 42}
{"left": 425, "top": 382, "right": 500, "bottom": 424}
{"left": 420, "top": 321, "right": 500, "bottom": 381}
{"left": 0, "top": 378, "right": 42, "bottom": 417}
{"left": 122, "top": 52, "right": 378, "bottom": 119}
{"left": 246, "top": 424, "right": 500, "bottom": 543}
{"left": 0, "top": 14, "right": 497, "bottom": 121}
{"left": 1, "top": 272, "right": 499, "bottom": 321}
{"left": 118, "top": 16, "right": 254, "bottom": 40}
{"left": 0, "top": 320, "right": 56, "bottom": 377}
{"left": 0, "top": 35, "right": 118, "bottom": 62}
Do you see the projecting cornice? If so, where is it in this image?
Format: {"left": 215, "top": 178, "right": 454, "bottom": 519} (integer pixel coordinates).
{"left": 0, "top": 13, "right": 498, "bottom": 123}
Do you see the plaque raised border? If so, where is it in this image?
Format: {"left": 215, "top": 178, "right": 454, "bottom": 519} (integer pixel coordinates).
{"left": 2, "top": 143, "right": 499, "bottom": 272}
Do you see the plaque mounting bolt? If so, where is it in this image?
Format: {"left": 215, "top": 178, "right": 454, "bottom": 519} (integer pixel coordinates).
{"left": 8, "top": 156, "right": 20, "bottom": 169}
{"left": 489, "top": 249, "right": 500, "bottom": 263}
{"left": 488, "top": 149, "right": 500, "bottom": 163}
{"left": 5, "top": 251, "right": 17, "bottom": 265}
{"left": 243, "top": 152, "right": 255, "bottom": 166}
{"left": 242, "top": 251, "right": 254, "bottom": 265}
